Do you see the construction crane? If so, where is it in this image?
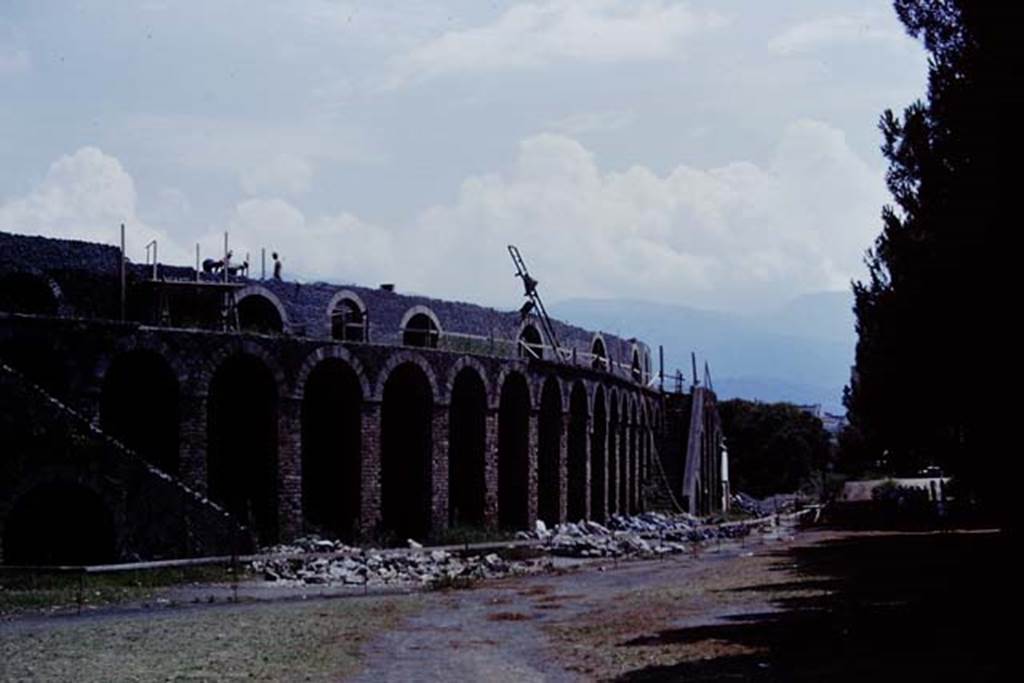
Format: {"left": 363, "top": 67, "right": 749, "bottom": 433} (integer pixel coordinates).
{"left": 507, "top": 245, "right": 565, "bottom": 363}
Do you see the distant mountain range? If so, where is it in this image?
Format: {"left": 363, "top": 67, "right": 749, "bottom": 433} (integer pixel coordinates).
{"left": 551, "top": 291, "right": 855, "bottom": 414}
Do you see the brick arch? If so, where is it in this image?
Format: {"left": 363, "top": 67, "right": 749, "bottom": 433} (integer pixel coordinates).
{"left": 0, "top": 268, "right": 67, "bottom": 316}
{"left": 590, "top": 332, "right": 611, "bottom": 371}
{"left": 495, "top": 366, "right": 534, "bottom": 411}
{"left": 197, "top": 340, "right": 288, "bottom": 399}
{"left": 443, "top": 356, "right": 493, "bottom": 407}
{"left": 94, "top": 337, "right": 190, "bottom": 391}
{"left": 292, "top": 345, "right": 371, "bottom": 400}
{"left": 542, "top": 375, "right": 568, "bottom": 413}
{"left": 398, "top": 305, "right": 443, "bottom": 335}
{"left": 608, "top": 387, "right": 621, "bottom": 417}
{"left": 324, "top": 290, "right": 368, "bottom": 339}
{"left": 371, "top": 350, "right": 441, "bottom": 404}
{"left": 235, "top": 284, "right": 291, "bottom": 334}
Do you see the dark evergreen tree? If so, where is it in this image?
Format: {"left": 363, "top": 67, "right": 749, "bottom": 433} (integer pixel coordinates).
{"left": 845, "top": 2, "right": 1011, "bottom": 516}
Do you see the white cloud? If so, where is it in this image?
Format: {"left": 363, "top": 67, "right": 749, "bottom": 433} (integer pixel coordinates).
{"left": 198, "top": 198, "right": 398, "bottom": 285}
{"left": 396, "top": 121, "right": 885, "bottom": 311}
{"left": 387, "top": 0, "right": 725, "bottom": 86}
{"left": 0, "top": 147, "right": 189, "bottom": 264}
{"left": 769, "top": 11, "right": 909, "bottom": 55}
{"left": 2, "top": 124, "right": 885, "bottom": 314}
{"left": 0, "top": 47, "right": 30, "bottom": 75}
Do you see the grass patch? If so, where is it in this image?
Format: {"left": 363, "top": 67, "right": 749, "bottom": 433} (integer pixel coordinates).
{"left": 2, "top": 593, "right": 423, "bottom": 680}
{"left": 0, "top": 563, "right": 251, "bottom": 616}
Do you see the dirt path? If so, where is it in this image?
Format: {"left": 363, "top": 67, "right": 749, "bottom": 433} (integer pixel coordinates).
{"left": 352, "top": 533, "right": 795, "bottom": 682}
{"left": 3, "top": 527, "right": 1001, "bottom": 680}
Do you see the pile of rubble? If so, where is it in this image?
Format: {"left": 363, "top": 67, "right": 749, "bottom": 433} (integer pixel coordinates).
{"left": 731, "top": 492, "right": 802, "bottom": 517}
{"left": 252, "top": 543, "right": 551, "bottom": 588}
{"left": 520, "top": 512, "right": 770, "bottom": 558}
{"left": 252, "top": 512, "right": 779, "bottom": 588}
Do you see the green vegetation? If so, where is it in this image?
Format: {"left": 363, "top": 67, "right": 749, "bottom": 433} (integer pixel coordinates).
{"left": 1, "top": 593, "right": 422, "bottom": 681}
{"left": 0, "top": 563, "right": 250, "bottom": 616}
{"left": 719, "top": 399, "right": 833, "bottom": 498}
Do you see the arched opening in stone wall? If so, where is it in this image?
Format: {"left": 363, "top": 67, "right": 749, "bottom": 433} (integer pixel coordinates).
{"left": 330, "top": 297, "right": 366, "bottom": 342}
{"left": 567, "top": 381, "right": 588, "bottom": 522}
{"left": 589, "top": 386, "right": 607, "bottom": 523}
{"left": 0, "top": 272, "right": 59, "bottom": 316}
{"left": 237, "top": 295, "right": 283, "bottom": 334}
{"left": 448, "top": 367, "right": 487, "bottom": 528}
{"left": 629, "top": 403, "right": 638, "bottom": 514}
{"left": 3, "top": 481, "right": 115, "bottom": 565}
{"left": 402, "top": 312, "right": 439, "bottom": 348}
{"left": 100, "top": 350, "right": 180, "bottom": 475}
{"left": 639, "top": 411, "right": 648, "bottom": 512}
{"left": 537, "top": 377, "right": 562, "bottom": 526}
{"left": 591, "top": 336, "right": 608, "bottom": 371}
{"left": 518, "top": 324, "right": 544, "bottom": 360}
{"left": 301, "top": 359, "right": 362, "bottom": 541}
{"left": 498, "top": 373, "right": 530, "bottom": 530}
{"left": 381, "top": 362, "right": 433, "bottom": 541}
{"left": 619, "top": 402, "right": 629, "bottom": 514}
{"left": 207, "top": 354, "right": 279, "bottom": 544}
{"left": 608, "top": 395, "right": 619, "bottom": 516}
{"left": 0, "top": 337, "right": 70, "bottom": 400}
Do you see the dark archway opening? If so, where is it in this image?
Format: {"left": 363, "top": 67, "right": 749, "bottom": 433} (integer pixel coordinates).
{"left": 448, "top": 368, "right": 487, "bottom": 528}
{"left": 301, "top": 359, "right": 362, "bottom": 541}
{"left": 101, "top": 350, "right": 179, "bottom": 475}
{"left": 639, "top": 415, "right": 649, "bottom": 512}
{"left": 208, "top": 355, "right": 279, "bottom": 544}
{"left": 590, "top": 387, "right": 607, "bottom": 523}
{"left": 498, "top": 373, "right": 530, "bottom": 530}
{"left": 237, "top": 295, "right": 283, "bottom": 334}
{"left": 628, "top": 405, "right": 638, "bottom": 513}
{"left": 518, "top": 324, "right": 544, "bottom": 360}
{"left": 538, "top": 378, "right": 562, "bottom": 526}
{"left": 619, "top": 408, "right": 629, "bottom": 514}
{"left": 330, "top": 299, "right": 366, "bottom": 342}
{"left": 3, "top": 481, "right": 115, "bottom": 565}
{"left": 591, "top": 337, "right": 608, "bottom": 371}
{"left": 402, "top": 313, "right": 439, "bottom": 348}
{"left": 567, "top": 382, "right": 588, "bottom": 522}
{"left": 381, "top": 363, "right": 433, "bottom": 541}
{"left": 0, "top": 337, "right": 70, "bottom": 400}
{"left": 608, "top": 397, "right": 619, "bottom": 516}
{"left": 0, "top": 272, "right": 59, "bottom": 316}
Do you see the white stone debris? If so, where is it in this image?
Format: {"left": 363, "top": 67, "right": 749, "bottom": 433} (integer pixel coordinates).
{"left": 250, "top": 513, "right": 778, "bottom": 588}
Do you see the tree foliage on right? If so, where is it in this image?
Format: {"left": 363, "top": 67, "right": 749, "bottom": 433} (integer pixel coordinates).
{"left": 845, "top": 2, "right": 1010, "bottom": 516}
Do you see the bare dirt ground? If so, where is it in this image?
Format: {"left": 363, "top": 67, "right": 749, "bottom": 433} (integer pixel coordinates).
{"left": 0, "top": 527, "right": 1005, "bottom": 681}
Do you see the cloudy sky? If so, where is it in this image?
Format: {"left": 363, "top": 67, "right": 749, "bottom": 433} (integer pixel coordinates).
{"left": 0, "top": 0, "right": 927, "bottom": 313}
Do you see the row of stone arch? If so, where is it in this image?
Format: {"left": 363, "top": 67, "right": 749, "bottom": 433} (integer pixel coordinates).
{"left": 94, "top": 346, "right": 658, "bottom": 544}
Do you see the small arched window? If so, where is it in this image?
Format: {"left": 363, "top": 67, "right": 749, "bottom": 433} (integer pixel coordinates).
{"left": 631, "top": 348, "right": 643, "bottom": 383}
{"left": 518, "top": 324, "right": 544, "bottom": 359}
{"left": 403, "top": 312, "right": 440, "bottom": 348}
{"left": 591, "top": 336, "right": 608, "bottom": 371}
{"left": 0, "top": 272, "right": 60, "bottom": 316}
{"left": 330, "top": 298, "right": 366, "bottom": 342}
{"left": 237, "top": 294, "right": 284, "bottom": 334}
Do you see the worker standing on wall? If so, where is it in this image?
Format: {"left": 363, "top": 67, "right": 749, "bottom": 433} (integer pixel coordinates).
{"left": 272, "top": 252, "right": 282, "bottom": 280}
